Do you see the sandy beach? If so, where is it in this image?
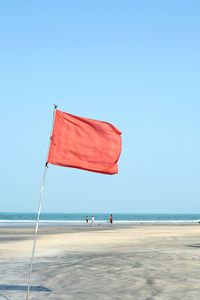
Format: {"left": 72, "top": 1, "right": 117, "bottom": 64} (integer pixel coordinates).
{"left": 0, "top": 223, "right": 200, "bottom": 300}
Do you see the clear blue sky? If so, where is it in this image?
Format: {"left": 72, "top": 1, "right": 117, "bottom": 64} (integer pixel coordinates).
{"left": 0, "top": 1, "right": 200, "bottom": 213}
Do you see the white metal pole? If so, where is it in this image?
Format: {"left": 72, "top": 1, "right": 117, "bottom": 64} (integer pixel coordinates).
{"left": 25, "top": 104, "right": 57, "bottom": 300}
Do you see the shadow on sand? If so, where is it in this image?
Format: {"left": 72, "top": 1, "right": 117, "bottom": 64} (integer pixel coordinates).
{"left": 186, "top": 244, "right": 200, "bottom": 248}
{"left": 0, "top": 285, "right": 51, "bottom": 300}
{"left": 0, "top": 285, "right": 51, "bottom": 292}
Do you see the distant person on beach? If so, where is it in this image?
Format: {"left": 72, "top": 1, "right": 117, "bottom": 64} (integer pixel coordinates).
{"left": 91, "top": 216, "right": 95, "bottom": 224}
{"left": 86, "top": 216, "right": 89, "bottom": 223}
{"left": 109, "top": 214, "right": 113, "bottom": 224}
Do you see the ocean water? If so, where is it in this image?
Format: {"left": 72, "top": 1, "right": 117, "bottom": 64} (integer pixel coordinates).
{"left": 0, "top": 212, "right": 199, "bottom": 224}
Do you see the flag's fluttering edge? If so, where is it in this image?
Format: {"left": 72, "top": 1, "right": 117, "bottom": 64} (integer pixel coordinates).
{"left": 47, "top": 110, "right": 122, "bottom": 174}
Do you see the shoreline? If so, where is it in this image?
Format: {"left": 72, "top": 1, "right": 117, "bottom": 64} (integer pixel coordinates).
{"left": 0, "top": 220, "right": 200, "bottom": 228}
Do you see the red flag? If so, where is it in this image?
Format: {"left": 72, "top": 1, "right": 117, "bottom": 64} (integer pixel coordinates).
{"left": 47, "top": 110, "right": 122, "bottom": 174}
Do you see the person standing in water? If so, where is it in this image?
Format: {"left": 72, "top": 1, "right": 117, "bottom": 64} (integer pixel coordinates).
{"left": 109, "top": 214, "right": 113, "bottom": 224}
{"left": 91, "top": 216, "right": 95, "bottom": 224}
{"left": 85, "top": 216, "right": 89, "bottom": 223}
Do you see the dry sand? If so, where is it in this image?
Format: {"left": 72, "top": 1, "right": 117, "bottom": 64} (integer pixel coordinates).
{"left": 0, "top": 223, "right": 200, "bottom": 300}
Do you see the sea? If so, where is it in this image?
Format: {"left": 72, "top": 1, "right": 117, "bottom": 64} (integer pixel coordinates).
{"left": 0, "top": 213, "right": 199, "bottom": 224}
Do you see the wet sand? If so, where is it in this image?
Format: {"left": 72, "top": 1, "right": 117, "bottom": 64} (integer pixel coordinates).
{"left": 0, "top": 223, "right": 200, "bottom": 300}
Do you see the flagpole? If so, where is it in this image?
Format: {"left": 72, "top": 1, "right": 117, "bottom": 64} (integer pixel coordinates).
{"left": 25, "top": 104, "right": 57, "bottom": 300}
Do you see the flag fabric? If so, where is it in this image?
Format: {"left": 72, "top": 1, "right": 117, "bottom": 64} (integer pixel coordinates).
{"left": 47, "top": 110, "right": 122, "bottom": 174}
